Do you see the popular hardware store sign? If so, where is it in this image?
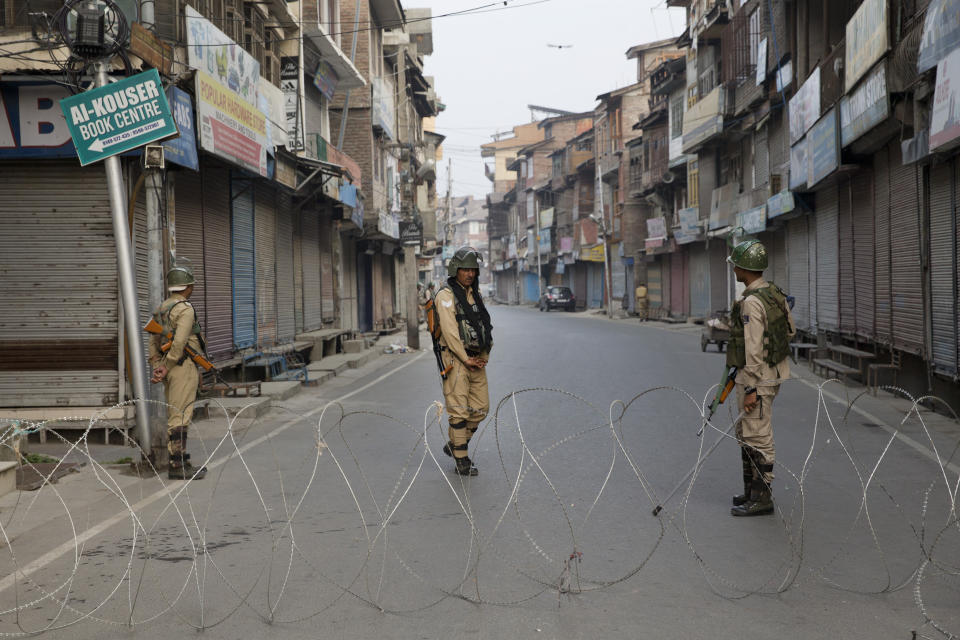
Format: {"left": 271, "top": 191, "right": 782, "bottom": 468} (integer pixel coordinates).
{"left": 195, "top": 70, "right": 268, "bottom": 177}
{"left": 59, "top": 69, "right": 177, "bottom": 165}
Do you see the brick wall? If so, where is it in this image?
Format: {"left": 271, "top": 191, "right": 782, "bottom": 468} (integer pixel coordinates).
{"left": 330, "top": 107, "right": 376, "bottom": 202}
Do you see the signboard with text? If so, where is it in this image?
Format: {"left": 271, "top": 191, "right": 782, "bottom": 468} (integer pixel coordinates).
{"left": 163, "top": 86, "right": 198, "bottom": 170}
{"left": 59, "top": 69, "right": 177, "bottom": 166}
{"left": 313, "top": 61, "right": 339, "bottom": 100}
{"left": 737, "top": 204, "right": 767, "bottom": 234}
{"left": 280, "top": 57, "right": 304, "bottom": 151}
{"left": 195, "top": 70, "right": 268, "bottom": 176}
{"left": 807, "top": 108, "right": 839, "bottom": 188}
{"left": 789, "top": 67, "right": 820, "bottom": 144}
{"left": 790, "top": 137, "right": 808, "bottom": 190}
{"left": 918, "top": 0, "right": 960, "bottom": 73}
{"left": 186, "top": 5, "right": 259, "bottom": 105}
{"left": 840, "top": 61, "right": 888, "bottom": 147}
{"left": 0, "top": 81, "right": 76, "bottom": 158}
{"left": 930, "top": 46, "right": 960, "bottom": 152}
{"left": 845, "top": 0, "right": 887, "bottom": 89}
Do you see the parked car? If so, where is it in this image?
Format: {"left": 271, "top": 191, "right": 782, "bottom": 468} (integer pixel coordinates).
{"left": 539, "top": 286, "right": 576, "bottom": 312}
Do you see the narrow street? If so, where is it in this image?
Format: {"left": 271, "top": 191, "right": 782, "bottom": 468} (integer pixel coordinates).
{"left": 2, "top": 306, "right": 957, "bottom": 639}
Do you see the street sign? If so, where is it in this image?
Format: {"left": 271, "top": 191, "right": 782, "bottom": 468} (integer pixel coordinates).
{"left": 59, "top": 69, "right": 178, "bottom": 166}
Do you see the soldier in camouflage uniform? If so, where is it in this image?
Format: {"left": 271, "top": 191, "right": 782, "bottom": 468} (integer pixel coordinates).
{"left": 725, "top": 239, "right": 795, "bottom": 516}
{"left": 149, "top": 265, "right": 207, "bottom": 480}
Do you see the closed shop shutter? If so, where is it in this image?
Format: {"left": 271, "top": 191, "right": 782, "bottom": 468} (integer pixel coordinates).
{"left": 276, "top": 192, "right": 296, "bottom": 343}
{"left": 648, "top": 260, "right": 663, "bottom": 309}
{"left": 889, "top": 144, "right": 924, "bottom": 354}
{"left": 0, "top": 162, "right": 118, "bottom": 407}
{"left": 770, "top": 228, "right": 788, "bottom": 290}
{"left": 231, "top": 173, "right": 257, "bottom": 350}
{"left": 838, "top": 179, "right": 855, "bottom": 333}
{"left": 816, "top": 184, "right": 839, "bottom": 331}
{"left": 587, "top": 262, "right": 604, "bottom": 308}
{"left": 611, "top": 243, "right": 626, "bottom": 301}
{"left": 787, "top": 216, "right": 812, "bottom": 332}
{"left": 670, "top": 250, "right": 689, "bottom": 317}
{"left": 625, "top": 259, "right": 636, "bottom": 313}
{"left": 301, "top": 212, "right": 323, "bottom": 331}
{"left": 173, "top": 171, "right": 207, "bottom": 335}
{"left": 709, "top": 242, "right": 729, "bottom": 313}
{"left": 930, "top": 160, "right": 958, "bottom": 375}
{"left": 201, "top": 166, "right": 234, "bottom": 362}
{"left": 255, "top": 183, "right": 277, "bottom": 347}
{"left": 132, "top": 171, "right": 153, "bottom": 393}
{"left": 320, "top": 215, "right": 335, "bottom": 321}
{"left": 874, "top": 145, "right": 892, "bottom": 344}
{"left": 689, "top": 244, "right": 711, "bottom": 317}
{"left": 850, "top": 172, "right": 876, "bottom": 339}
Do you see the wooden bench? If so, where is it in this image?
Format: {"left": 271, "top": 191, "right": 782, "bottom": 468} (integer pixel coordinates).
{"left": 790, "top": 342, "right": 819, "bottom": 363}
{"left": 811, "top": 358, "right": 860, "bottom": 385}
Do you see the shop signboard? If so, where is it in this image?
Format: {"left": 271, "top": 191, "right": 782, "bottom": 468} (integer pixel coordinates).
{"left": 539, "top": 206, "right": 554, "bottom": 229}
{"left": 560, "top": 236, "right": 573, "bottom": 253}
{"left": 186, "top": 5, "right": 259, "bottom": 105}
{"left": 275, "top": 152, "right": 297, "bottom": 189}
{"left": 845, "top": 0, "right": 887, "bottom": 89}
{"left": 737, "top": 204, "right": 767, "bottom": 234}
{"left": 789, "top": 137, "right": 808, "bottom": 190}
{"left": 580, "top": 244, "right": 606, "bottom": 262}
{"left": 767, "top": 189, "right": 795, "bottom": 218}
{"left": 195, "top": 70, "right": 268, "bottom": 177}
{"left": 646, "top": 216, "right": 667, "bottom": 241}
{"left": 807, "top": 107, "right": 839, "bottom": 188}
{"left": 0, "top": 80, "right": 76, "bottom": 158}
{"left": 280, "top": 57, "right": 304, "bottom": 151}
{"left": 917, "top": 0, "right": 960, "bottom": 73}
{"left": 60, "top": 68, "right": 177, "bottom": 166}
{"left": 371, "top": 77, "right": 395, "bottom": 141}
{"left": 539, "top": 228, "right": 551, "bottom": 252}
{"left": 313, "top": 61, "right": 339, "bottom": 100}
{"left": 674, "top": 207, "right": 700, "bottom": 244}
{"left": 258, "top": 77, "right": 288, "bottom": 150}
{"left": 840, "top": 61, "right": 888, "bottom": 147}
{"left": 789, "top": 67, "right": 820, "bottom": 144}
{"left": 756, "top": 38, "right": 767, "bottom": 86}
{"left": 930, "top": 47, "right": 960, "bottom": 152}
{"left": 163, "top": 86, "right": 199, "bottom": 170}
{"left": 399, "top": 220, "right": 422, "bottom": 245}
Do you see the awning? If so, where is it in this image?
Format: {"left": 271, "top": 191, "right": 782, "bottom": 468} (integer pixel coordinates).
{"left": 303, "top": 26, "right": 367, "bottom": 90}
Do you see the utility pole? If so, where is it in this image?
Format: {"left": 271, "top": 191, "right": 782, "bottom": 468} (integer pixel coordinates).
{"left": 595, "top": 137, "right": 614, "bottom": 319}
{"left": 442, "top": 158, "right": 452, "bottom": 279}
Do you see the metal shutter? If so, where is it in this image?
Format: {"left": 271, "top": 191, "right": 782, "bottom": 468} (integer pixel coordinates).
{"left": 851, "top": 171, "right": 876, "bottom": 340}
{"left": 889, "top": 144, "right": 924, "bottom": 354}
{"left": 838, "top": 179, "right": 856, "bottom": 334}
{"left": 771, "top": 228, "right": 788, "bottom": 291}
{"left": 231, "top": 173, "right": 257, "bottom": 350}
{"left": 320, "top": 213, "right": 335, "bottom": 321}
{"left": 132, "top": 171, "right": 152, "bottom": 395}
{"left": 709, "top": 241, "right": 729, "bottom": 313}
{"left": 611, "top": 243, "right": 626, "bottom": 301}
{"left": 255, "top": 183, "right": 277, "bottom": 347}
{"left": 301, "top": 212, "right": 323, "bottom": 331}
{"left": 816, "top": 184, "right": 839, "bottom": 332}
{"left": 201, "top": 166, "right": 234, "bottom": 362}
{"left": 670, "top": 250, "right": 685, "bottom": 317}
{"left": 689, "top": 244, "right": 711, "bottom": 318}
{"left": 930, "top": 160, "right": 958, "bottom": 375}
{"left": 172, "top": 171, "right": 207, "bottom": 335}
{"left": 0, "top": 162, "right": 118, "bottom": 407}
{"left": 874, "top": 145, "right": 892, "bottom": 345}
{"left": 648, "top": 260, "right": 662, "bottom": 309}
{"left": 787, "top": 216, "right": 811, "bottom": 332}
{"left": 276, "top": 192, "right": 296, "bottom": 342}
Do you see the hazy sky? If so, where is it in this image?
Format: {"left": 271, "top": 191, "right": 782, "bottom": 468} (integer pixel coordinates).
{"left": 417, "top": 0, "right": 685, "bottom": 199}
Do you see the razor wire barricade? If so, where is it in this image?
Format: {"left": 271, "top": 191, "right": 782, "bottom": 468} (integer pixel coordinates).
{"left": 0, "top": 379, "right": 957, "bottom": 639}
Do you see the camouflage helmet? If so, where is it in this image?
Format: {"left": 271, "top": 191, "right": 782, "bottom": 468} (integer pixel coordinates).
{"left": 166, "top": 265, "right": 195, "bottom": 291}
{"left": 447, "top": 246, "right": 483, "bottom": 277}
{"left": 727, "top": 239, "right": 768, "bottom": 272}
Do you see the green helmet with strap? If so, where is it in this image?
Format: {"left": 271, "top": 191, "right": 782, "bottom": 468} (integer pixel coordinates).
{"left": 166, "top": 265, "right": 195, "bottom": 291}
{"left": 727, "top": 239, "right": 768, "bottom": 271}
{"left": 447, "top": 246, "right": 483, "bottom": 277}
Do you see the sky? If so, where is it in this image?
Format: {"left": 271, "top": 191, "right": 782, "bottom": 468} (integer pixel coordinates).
{"left": 417, "top": 0, "right": 686, "bottom": 199}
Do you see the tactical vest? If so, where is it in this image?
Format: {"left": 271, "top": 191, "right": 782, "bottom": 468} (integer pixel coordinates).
{"left": 156, "top": 299, "right": 203, "bottom": 340}
{"left": 438, "top": 285, "right": 490, "bottom": 353}
{"left": 726, "top": 283, "right": 792, "bottom": 369}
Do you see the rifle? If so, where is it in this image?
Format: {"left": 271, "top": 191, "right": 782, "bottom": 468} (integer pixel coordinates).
{"left": 696, "top": 365, "right": 737, "bottom": 437}
{"left": 424, "top": 298, "right": 452, "bottom": 380}
{"left": 143, "top": 317, "right": 215, "bottom": 372}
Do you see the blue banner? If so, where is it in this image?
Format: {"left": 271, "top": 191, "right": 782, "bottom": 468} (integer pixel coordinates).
{"left": 0, "top": 81, "right": 77, "bottom": 159}
{"left": 163, "top": 87, "right": 199, "bottom": 170}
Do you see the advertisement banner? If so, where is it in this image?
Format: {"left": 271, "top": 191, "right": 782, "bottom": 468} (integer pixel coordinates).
{"left": 807, "top": 108, "right": 839, "bottom": 188}
{"left": 539, "top": 228, "right": 551, "bottom": 252}
{"left": 163, "top": 86, "right": 199, "bottom": 170}
{"left": 371, "top": 77, "right": 395, "bottom": 141}
{"left": 313, "top": 61, "right": 339, "bottom": 100}
{"left": 756, "top": 38, "right": 768, "bottom": 86}
{"left": 258, "top": 77, "right": 288, "bottom": 150}
{"left": 840, "top": 61, "right": 888, "bottom": 147}
{"left": 646, "top": 216, "right": 667, "bottom": 240}
{"left": 0, "top": 81, "right": 76, "bottom": 159}
{"left": 378, "top": 210, "right": 399, "bottom": 238}
{"left": 560, "top": 236, "right": 573, "bottom": 253}
{"left": 280, "top": 56, "right": 304, "bottom": 151}
{"left": 539, "top": 206, "right": 555, "bottom": 229}
{"left": 186, "top": 6, "right": 259, "bottom": 105}
{"left": 580, "top": 245, "right": 606, "bottom": 262}
{"left": 674, "top": 207, "right": 701, "bottom": 244}
{"left": 789, "top": 67, "right": 820, "bottom": 144}
{"left": 918, "top": 0, "right": 960, "bottom": 73}
{"left": 845, "top": 0, "right": 887, "bottom": 89}
{"left": 737, "top": 204, "right": 767, "bottom": 234}
{"left": 195, "top": 70, "right": 268, "bottom": 177}
{"left": 930, "top": 46, "right": 960, "bottom": 151}
{"left": 767, "top": 190, "right": 795, "bottom": 218}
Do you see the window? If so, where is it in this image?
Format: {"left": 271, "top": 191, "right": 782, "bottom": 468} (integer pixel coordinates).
{"left": 687, "top": 159, "right": 699, "bottom": 208}
{"left": 671, "top": 96, "right": 683, "bottom": 139}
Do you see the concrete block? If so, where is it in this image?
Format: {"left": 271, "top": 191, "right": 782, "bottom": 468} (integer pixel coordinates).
{"left": 0, "top": 461, "right": 17, "bottom": 498}
{"left": 306, "top": 370, "right": 334, "bottom": 385}
{"left": 342, "top": 339, "right": 365, "bottom": 354}
{"left": 260, "top": 381, "right": 301, "bottom": 401}
{"left": 307, "top": 355, "right": 350, "bottom": 375}
{"left": 199, "top": 397, "right": 272, "bottom": 420}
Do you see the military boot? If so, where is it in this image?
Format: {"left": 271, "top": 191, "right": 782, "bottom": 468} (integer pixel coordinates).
{"left": 732, "top": 448, "right": 753, "bottom": 506}
{"left": 168, "top": 453, "right": 207, "bottom": 480}
{"left": 454, "top": 456, "right": 478, "bottom": 476}
{"left": 731, "top": 481, "right": 773, "bottom": 517}
{"left": 442, "top": 441, "right": 454, "bottom": 457}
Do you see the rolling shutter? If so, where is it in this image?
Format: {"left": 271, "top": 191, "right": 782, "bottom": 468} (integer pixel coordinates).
{"left": 172, "top": 170, "right": 207, "bottom": 336}
{"left": 255, "top": 183, "right": 277, "bottom": 347}
{"left": 874, "top": 145, "right": 892, "bottom": 345}
{"left": 648, "top": 260, "right": 662, "bottom": 309}
{"left": 787, "top": 216, "right": 811, "bottom": 332}
{"left": 276, "top": 192, "right": 296, "bottom": 343}
{"left": 201, "top": 165, "right": 234, "bottom": 362}
{"left": 301, "top": 212, "right": 323, "bottom": 331}
{"left": 0, "top": 162, "right": 118, "bottom": 407}
{"left": 851, "top": 171, "right": 876, "bottom": 339}
{"left": 839, "top": 179, "right": 855, "bottom": 334}
{"left": 888, "top": 144, "right": 923, "bottom": 354}
{"left": 689, "top": 244, "right": 711, "bottom": 318}
{"left": 930, "top": 160, "right": 958, "bottom": 375}
{"left": 320, "top": 214, "right": 335, "bottom": 321}
{"left": 815, "top": 184, "right": 839, "bottom": 332}
{"left": 231, "top": 173, "right": 257, "bottom": 350}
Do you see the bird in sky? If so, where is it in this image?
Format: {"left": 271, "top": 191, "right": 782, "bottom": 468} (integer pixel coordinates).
{"left": 547, "top": 43, "right": 573, "bottom": 49}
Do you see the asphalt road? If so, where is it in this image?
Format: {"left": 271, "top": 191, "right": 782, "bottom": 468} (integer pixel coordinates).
{"left": 2, "top": 305, "right": 959, "bottom": 639}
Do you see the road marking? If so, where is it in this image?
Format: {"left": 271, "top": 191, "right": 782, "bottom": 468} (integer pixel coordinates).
{"left": 792, "top": 376, "right": 960, "bottom": 476}
{"left": 0, "top": 352, "right": 425, "bottom": 595}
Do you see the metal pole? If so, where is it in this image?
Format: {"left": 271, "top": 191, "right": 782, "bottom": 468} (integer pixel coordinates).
{"left": 97, "top": 62, "right": 151, "bottom": 456}
{"left": 596, "top": 161, "right": 613, "bottom": 318}
{"left": 535, "top": 197, "right": 542, "bottom": 302}
{"left": 145, "top": 170, "right": 166, "bottom": 460}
